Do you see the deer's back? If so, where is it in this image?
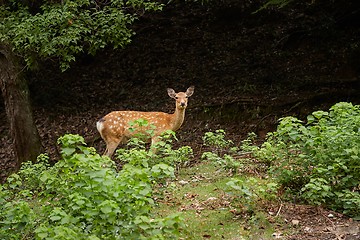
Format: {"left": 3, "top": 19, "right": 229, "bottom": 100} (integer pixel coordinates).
{"left": 101, "top": 111, "right": 172, "bottom": 138}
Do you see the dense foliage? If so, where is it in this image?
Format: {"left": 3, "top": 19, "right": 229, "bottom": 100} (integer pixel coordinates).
{"left": 0, "top": 0, "right": 163, "bottom": 70}
{"left": 116, "top": 119, "right": 194, "bottom": 172}
{"left": 249, "top": 102, "right": 360, "bottom": 217}
{"left": 1, "top": 102, "right": 359, "bottom": 239}
{"left": 202, "top": 129, "right": 278, "bottom": 210}
{"left": 0, "top": 134, "right": 184, "bottom": 239}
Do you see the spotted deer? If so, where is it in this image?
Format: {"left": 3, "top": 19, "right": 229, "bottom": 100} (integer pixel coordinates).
{"left": 97, "top": 86, "right": 195, "bottom": 157}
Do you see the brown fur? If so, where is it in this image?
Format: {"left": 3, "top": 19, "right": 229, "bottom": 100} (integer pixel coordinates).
{"left": 97, "top": 86, "right": 194, "bottom": 157}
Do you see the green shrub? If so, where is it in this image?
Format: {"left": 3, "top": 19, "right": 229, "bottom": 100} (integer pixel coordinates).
{"left": 202, "top": 130, "right": 241, "bottom": 174}
{"left": 116, "top": 125, "right": 193, "bottom": 173}
{"left": 0, "top": 134, "right": 183, "bottom": 239}
{"left": 203, "top": 129, "right": 233, "bottom": 149}
{"left": 201, "top": 152, "right": 242, "bottom": 174}
{"left": 226, "top": 177, "right": 278, "bottom": 213}
{"left": 250, "top": 102, "right": 360, "bottom": 217}
{"left": 0, "top": 0, "right": 163, "bottom": 71}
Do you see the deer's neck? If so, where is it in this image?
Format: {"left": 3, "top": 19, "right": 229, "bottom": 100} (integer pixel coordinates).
{"left": 170, "top": 107, "right": 186, "bottom": 131}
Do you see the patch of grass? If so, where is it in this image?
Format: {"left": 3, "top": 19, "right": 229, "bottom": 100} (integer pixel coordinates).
{"left": 177, "top": 210, "right": 244, "bottom": 239}
{"left": 154, "top": 160, "right": 276, "bottom": 239}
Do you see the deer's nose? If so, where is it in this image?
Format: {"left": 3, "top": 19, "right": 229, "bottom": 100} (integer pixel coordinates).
{"left": 180, "top": 102, "right": 186, "bottom": 107}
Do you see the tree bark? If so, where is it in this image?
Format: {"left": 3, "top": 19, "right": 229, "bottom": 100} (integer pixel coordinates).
{"left": 0, "top": 43, "right": 43, "bottom": 169}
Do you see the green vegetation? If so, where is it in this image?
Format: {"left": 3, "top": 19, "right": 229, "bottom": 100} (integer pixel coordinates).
{"left": 250, "top": 102, "right": 360, "bottom": 218}
{"left": 0, "top": 134, "right": 183, "bottom": 239}
{"left": 155, "top": 161, "right": 279, "bottom": 239}
{"left": 154, "top": 128, "right": 281, "bottom": 239}
{"left": 0, "top": 0, "right": 163, "bottom": 71}
{"left": 0, "top": 0, "right": 166, "bottom": 166}
{"left": 1, "top": 102, "right": 359, "bottom": 239}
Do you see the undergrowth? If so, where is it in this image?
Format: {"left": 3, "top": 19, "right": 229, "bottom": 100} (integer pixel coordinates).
{"left": 1, "top": 102, "right": 359, "bottom": 239}
{"left": 247, "top": 102, "right": 360, "bottom": 218}
{"left": 0, "top": 134, "right": 185, "bottom": 239}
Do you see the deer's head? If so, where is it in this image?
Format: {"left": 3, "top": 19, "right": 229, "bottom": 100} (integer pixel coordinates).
{"left": 167, "top": 86, "right": 195, "bottom": 110}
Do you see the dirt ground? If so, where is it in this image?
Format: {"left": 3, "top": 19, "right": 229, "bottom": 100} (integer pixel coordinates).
{"left": 271, "top": 204, "right": 360, "bottom": 239}
{"left": 0, "top": 1, "right": 359, "bottom": 239}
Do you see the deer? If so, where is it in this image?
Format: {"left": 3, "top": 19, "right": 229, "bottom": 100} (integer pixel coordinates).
{"left": 96, "top": 86, "right": 195, "bottom": 157}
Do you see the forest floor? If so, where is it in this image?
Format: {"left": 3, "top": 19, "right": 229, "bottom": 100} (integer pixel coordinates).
{"left": 0, "top": 1, "right": 359, "bottom": 239}
{"left": 155, "top": 159, "right": 360, "bottom": 240}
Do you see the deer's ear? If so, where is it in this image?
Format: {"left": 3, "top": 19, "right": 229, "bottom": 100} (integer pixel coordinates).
{"left": 186, "top": 86, "right": 194, "bottom": 97}
{"left": 167, "top": 88, "right": 176, "bottom": 98}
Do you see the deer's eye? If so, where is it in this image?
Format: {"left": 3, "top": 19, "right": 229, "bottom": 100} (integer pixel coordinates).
{"left": 175, "top": 97, "right": 179, "bottom": 99}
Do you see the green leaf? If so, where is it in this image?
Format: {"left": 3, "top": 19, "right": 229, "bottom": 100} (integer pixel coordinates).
{"left": 100, "top": 205, "right": 113, "bottom": 214}
{"left": 61, "top": 147, "right": 76, "bottom": 156}
{"left": 50, "top": 215, "right": 62, "bottom": 221}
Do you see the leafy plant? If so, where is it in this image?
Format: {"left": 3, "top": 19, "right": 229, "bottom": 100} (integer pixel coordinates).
{"left": 239, "top": 132, "right": 258, "bottom": 152}
{"left": 203, "top": 129, "right": 233, "bottom": 149}
{"left": 128, "top": 118, "right": 157, "bottom": 144}
{"left": 226, "top": 177, "right": 278, "bottom": 213}
{"left": 116, "top": 120, "right": 193, "bottom": 173}
{"left": 0, "top": 134, "right": 184, "bottom": 239}
{"left": 0, "top": 0, "right": 163, "bottom": 71}
{"left": 202, "top": 130, "right": 241, "bottom": 173}
{"left": 201, "top": 152, "right": 241, "bottom": 174}
{"left": 249, "top": 102, "right": 360, "bottom": 217}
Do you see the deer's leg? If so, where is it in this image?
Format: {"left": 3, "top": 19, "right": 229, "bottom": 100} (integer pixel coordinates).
{"left": 150, "top": 136, "right": 161, "bottom": 153}
{"left": 104, "top": 141, "right": 120, "bottom": 157}
{"left": 103, "top": 137, "right": 123, "bottom": 157}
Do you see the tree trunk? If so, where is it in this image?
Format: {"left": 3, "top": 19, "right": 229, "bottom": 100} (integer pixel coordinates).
{"left": 0, "top": 43, "right": 43, "bottom": 169}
